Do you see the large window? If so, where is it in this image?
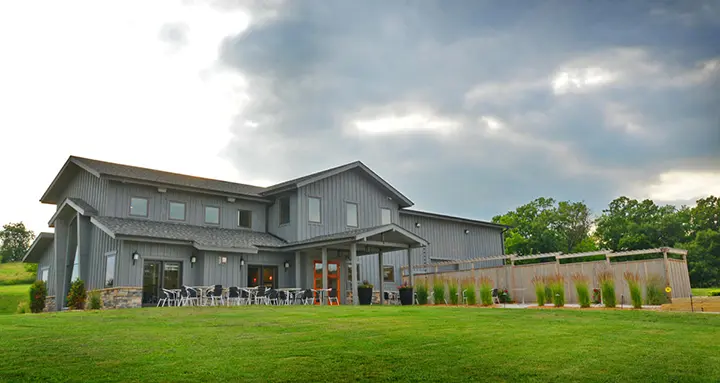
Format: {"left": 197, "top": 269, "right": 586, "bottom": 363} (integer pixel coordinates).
{"left": 346, "top": 202, "right": 358, "bottom": 227}
{"left": 247, "top": 265, "right": 278, "bottom": 288}
{"left": 204, "top": 206, "right": 220, "bottom": 224}
{"left": 381, "top": 208, "right": 392, "bottom": 225}
{"left": 383, "top": 265, "right": 395, "bottom": 283}
{"left": 70, "top": 245, "right": 80, "bottom": 281}
{"left": 308, "top": 197, "right": 321, "bottom": 223}
{"left": 129, "top": 197, "right": 148, "bottom": 217}
{"left": 169, "top": 201, "right": 186, "bottom": 221}
{"left": 279, "top": 197, "right": 290, "bottom": 225}
{"left": 238, "top": 209, "right": 252, "bottom": 228}
{"left": 40, "top": 267, "right": 49, "bottom": 283}
{"left": 105, "top": 253, "right": 116, "bottom": 288}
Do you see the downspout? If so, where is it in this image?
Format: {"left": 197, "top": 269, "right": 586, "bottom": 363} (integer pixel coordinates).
{"left": 500, "top": 227, "right": 511, "bottom": 256}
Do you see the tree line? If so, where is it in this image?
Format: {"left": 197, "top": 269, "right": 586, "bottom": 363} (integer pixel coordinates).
{"left": 491, "top": 196, "right": 720, "bottom": 288}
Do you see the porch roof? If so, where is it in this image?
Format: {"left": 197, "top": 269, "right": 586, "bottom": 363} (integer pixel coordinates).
{"left": 276, "top": 224, "right": 429, "bottom": 253}
{"left": 90, "top": 216, "right": 287, "bottom": 254}
{"left": 48, "top": 197, "right": 98, "bottom": 227}
{"left": 22, "top": 232, "right": 54, "bottom": 263}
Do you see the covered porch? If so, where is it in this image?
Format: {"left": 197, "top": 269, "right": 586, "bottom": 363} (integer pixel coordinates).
{"left": 281, "top": 224, "right": 429, "bottom": 305}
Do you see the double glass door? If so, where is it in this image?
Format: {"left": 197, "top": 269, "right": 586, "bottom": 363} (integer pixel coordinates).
{"left": 314, "top": 261, "right": 340, "bottom": 304}
{"left": 248, "top": 265, "right": 278, "bottom": 288}
{"left": 142, "top": 261, "right": 182, "bottom": 304}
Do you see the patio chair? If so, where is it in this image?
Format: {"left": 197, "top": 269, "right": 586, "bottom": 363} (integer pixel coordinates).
{"left": 461, "top": 289, "right": 468, "bottom": 305}
{"left": 327, "top": 288, "right": 339, "bottom": 305}
{"left": 185, "top": 286, "right": 200, "bottom": 306}
{"left": 240, "top": 288, "right": 251, "bottom": 305}
{"left": 301, "top": 289, "right": 314, "bottom": 305}
{"left": 207, "top": 285, "right": 224, "bottom": 306}
{"left": 266, "top": 289, "right": 279, "bottom": 305}
{"left": 158, "top": 289, "right": 177, "bottom": 307}
{"left": 278, "top": 290, "right": 288, "bottom": 305}
{"left": 254, "top": 286, "right": 267, "bottom": 305}
{"left": 491, "top": 288, "right": 500, "bottom": 304}
{"left": 227, "top": 287, "right": 241, "bottom": 306}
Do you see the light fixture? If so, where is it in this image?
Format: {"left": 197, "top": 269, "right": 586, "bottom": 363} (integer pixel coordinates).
{"left": 219, "top": 256, "right": 228, "bottom": 265}
{"left": 132, "top": 251, "right": 140, "bottom": 265}
{"left": 240, "top": 257, "right": 245, "bottom": 268}
{"left": 283, "top": 260, "right": 290, "bottom": 270}
{"left": 464, "top": 229, "right": 470, "bottom": 234}
{"left": 415, "top": 222, "right": 421, "bottom": 228}
{"left": 190, "top": 255, "right": 197, "bottom": 268}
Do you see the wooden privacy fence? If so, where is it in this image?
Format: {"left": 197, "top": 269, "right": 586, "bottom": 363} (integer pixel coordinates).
{"left": 401, "top": 247, "right": 691, "bottom": 305}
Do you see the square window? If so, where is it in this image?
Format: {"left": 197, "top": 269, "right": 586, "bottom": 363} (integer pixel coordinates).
{"left": 129, "top": 197, "right": 148, "bottom": 217}
{"left": 238, "top": 209, "right": 252, "bottom": 228}
{"left": 205, "top": 206, "right": 220, "bottom": 224}
{"left": 381, "top": 208, "right": 392, "bottom": 225}
{"left": 279, "top": 197, "right": 290, "bottom": 225}
{"left": 308, "top": 197, "right": 321, "bottom": 223}
{"left": 169, "top": 201, "right": 186, "bottom": 221}
{"left": 383, "top": 265, "right": 395, "bottom": 283}
{"left": 346, "top": 202, "right": 358, "bottom": 227}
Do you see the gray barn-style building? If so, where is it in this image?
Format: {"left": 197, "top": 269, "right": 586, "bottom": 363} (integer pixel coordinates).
{"left": 23, "top": 156, "right": 506, "bottom": 310}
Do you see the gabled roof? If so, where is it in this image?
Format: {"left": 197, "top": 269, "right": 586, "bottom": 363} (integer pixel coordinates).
{"left": 22, "top": 232, "right": 54, "bottom": 263}
{"left": 400, "top": 209, "right": 508, "bottom": 230}
{"left": 91, "top": 216, "right": 286, "bottom": 253}
{"left": 279, "top": 224, "right": 428, "bottom": 251}
{"left": 261, "top": 161, "right": 413, "bottom": 207}
{"left": 48, "top": 197, "right": 98, "bottom": 227}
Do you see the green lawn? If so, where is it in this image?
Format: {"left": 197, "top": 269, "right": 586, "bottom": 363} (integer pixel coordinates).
{"left": 1, "top": 306, "right": 719, "bottom": 382}
{"left": 0, "top": 262, "right": 35, "bottom": 285}
{"left": 692, "top": 287, "right": 720, "bottom": 296}
{"left": 0, "top": 284, "right": 30, "bottom": 315}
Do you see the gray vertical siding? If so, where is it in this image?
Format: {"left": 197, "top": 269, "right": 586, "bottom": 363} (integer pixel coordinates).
{"left": 267, "top": 192, "right": 298, "bottom": 242}
{"left": 202, "top": 251, "right": 296, "bottom": 288}
{"left": 117, "top": 241, "right": 195, "bottom": 287}
{"left": 56, "top": 167, "right": 109, "bottom": 214}
{"left": 106, "top": 182, "right": 267, "bottom": 231}
{"left": 36, "top": 243, "right": 56, "bottom": 296}
{"left": 297, "top": 169, "right": 400, "bottom": 241}
{"left": 86, "top": 226, "right": 118, "bottom": 290}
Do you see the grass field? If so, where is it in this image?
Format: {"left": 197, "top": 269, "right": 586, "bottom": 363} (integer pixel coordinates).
{"left": 1, "top": 306, "right": 719, "bottom": 382}
{"left": 692, "top": 287, "right": 720, "bottom": 296}
{"left": 0, "top": 262, "right": 35, "bottom": 285}
{"left": 0, "top": 284, "right": 30, "bottom": 315}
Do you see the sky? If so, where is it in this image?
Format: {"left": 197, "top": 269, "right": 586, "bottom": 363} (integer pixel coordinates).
{"left": 1, "top": 0, "right": 719, "bottom": 236}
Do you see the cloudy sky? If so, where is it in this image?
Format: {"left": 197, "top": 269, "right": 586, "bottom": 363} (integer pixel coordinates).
{"left": 1, "top": 0, "right": 719, "bottom": 236}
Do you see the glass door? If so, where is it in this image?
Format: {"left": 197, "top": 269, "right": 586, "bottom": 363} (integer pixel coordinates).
{"left": 313, "top": 261, "right": 341, "bottom": 304}
{"left": 248, "top": 265, "right": 278, "bottom": 288}
{"left": 143, "top": 261, "right": 161, "bottom": 304}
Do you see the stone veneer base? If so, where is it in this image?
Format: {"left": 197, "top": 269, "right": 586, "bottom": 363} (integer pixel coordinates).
{"left": 92, "top": 287, "right": 143, "bottom": 309}
{"left": 43, "top": 296, "right": 56, "bottom": 312}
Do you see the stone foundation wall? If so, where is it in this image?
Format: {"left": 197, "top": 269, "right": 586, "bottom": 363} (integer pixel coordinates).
{"left": 92, "top": 287, "right": 143, "bottom": 309}
{"left": 43, "top": 296, "right": 56, "bottom": 312}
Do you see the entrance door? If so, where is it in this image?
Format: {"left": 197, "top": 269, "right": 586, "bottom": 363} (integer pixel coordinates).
{"left": 248, "top": 265, "right": 278, "bottom": 288}
{"left": 313, "top": 261, "right": 341, "bottom": 304}
{"left": 142, "top": 260, "right": 183, "bottom": 305}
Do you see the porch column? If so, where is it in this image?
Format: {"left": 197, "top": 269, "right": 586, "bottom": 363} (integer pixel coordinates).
{"left": 321, "top": 247, "right": 328, "bottom": 305}
{"left": 351, "top": 242, "right": 358, "bottom": 305}
{"left": 378, "top": 250, "right": 384, "bottom": 305}
{"left": 407, "top": 248, "right": 415, "bottom": 293}
{"left": 294, "top": 252, "right": 301, "bottom": 288}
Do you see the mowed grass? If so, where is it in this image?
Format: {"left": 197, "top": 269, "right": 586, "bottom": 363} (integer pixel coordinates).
{"left": 0, "top": 262, "right": 35, "bottom": 285}
{"left": 0, "top": 284, "right": 30, "bottom": 315}
{"left": 2, "top": 307, "right": 720, "bottom": 382}
{"left": 692, "top": 287, "right": 720, "bottom": 296}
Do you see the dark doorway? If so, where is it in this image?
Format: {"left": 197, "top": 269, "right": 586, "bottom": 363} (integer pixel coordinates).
{"left": 142, "top": 260, "right": 182, "bottom": 305}
{"left": 248, "top": 265, "right": 278, "bottom": 288}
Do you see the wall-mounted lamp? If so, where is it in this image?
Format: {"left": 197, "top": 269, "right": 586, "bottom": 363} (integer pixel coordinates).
{"left": 190, "top": 255, "right": 197, "bottom": 268}
{"left": 464, "top": 229, "right": 470, "bottom": 234}
{"left": 415, "top": 222, "right": 421, "bottom": 228}
{"left": 132, "top": 251, "right": 140, "bottom": 265}
{"left": 219, "top": 256, "right": 228, "bottom": 265}
{"left": 240, "top": 257, "right": 245, "bottom": 268}
{"left": 283, "top": 260, "right": 290, "bottom": 271}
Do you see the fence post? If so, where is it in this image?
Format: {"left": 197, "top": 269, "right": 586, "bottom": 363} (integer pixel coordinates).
{"left": 662, "top": 249, "right": 672, "bottom": 298}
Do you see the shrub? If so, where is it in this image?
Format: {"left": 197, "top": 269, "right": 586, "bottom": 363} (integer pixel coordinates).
{"left": 448, "top": 280, "right": 459, "bottom": 305}
{"left": 645, "top": 274, "right": 669, "bottom": 305}
{"left": 572, "top": 273, "right": 591, "bottom": 308}
{"left": 359, "top": 280, "right": 373, "bottom": 289}
{"left": 498, "top": 289, "right": 512, "bottom": 303}
{"left": 16, "top": 301, "right": 31, "bottom": 314}
{"left": 548, "top": 274, "right": 565, "bottom": 307}
{"left": 710, "top": 290, "right": 720, "bottom": 297}
{"left": 24, "top": 263, "right": 38, "bottom": 273}
{"left": 88, "top": 291, "right": 102, "bottom": 310}
{"left": 415, "top": 283, "right": 429, "bottom": 305}
{"left": 29, "top": 280, "right": 47, "bottom": 313}
{"left": 598, "top": 271, "right": 616, "bottom": 308}
{"left": 67, "top": 278, "right": 87, "bottom": 310}
{"left": 463, "top": 280, "right": 477, "bottom": 305}
{"left": 624, "top": 271, "right": 642, "bottom": 309}
{"left": 432, "top": 279, "right": 446, "bottom": 305}
{"left": 532, "top": 276, "right": 546, "bottom": 306}
{"left": 479, "top": 277, "right": 493, "bottom": 306}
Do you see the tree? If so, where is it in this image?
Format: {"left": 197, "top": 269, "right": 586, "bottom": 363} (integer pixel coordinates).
{"left": 554, "top": 201, "right": 595, "bottom": 253}
{"left": 0, "top": 222, "right": 35, "bottom": 263}
{"left": 683, "top": 229, "right": 720, "bottom": 288}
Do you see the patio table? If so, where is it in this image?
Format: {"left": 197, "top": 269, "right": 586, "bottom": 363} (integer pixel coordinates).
{"left": 511, "top": 288, "right": 527, "bottom": 305}
{"left": 191, "top": 286, "right": 214, "bottom": 306}
{"left": 277, "top": 288, "right": 303, "bottom": 304}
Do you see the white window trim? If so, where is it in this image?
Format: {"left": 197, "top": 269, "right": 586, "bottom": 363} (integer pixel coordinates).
{"left": 308, "top": 196, "right": 322, "bottom": 223}
{"left": 346, "top": 201, "right": 359, "bottom": 227}
{"left": 204, "top": 205, "right": 221, "bottom": 225}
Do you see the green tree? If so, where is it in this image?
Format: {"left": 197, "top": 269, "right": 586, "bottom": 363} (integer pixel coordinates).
{"left": 0, "top": 222, "right": 35, "bottom": 263}
{"left": 683, "top": 229, "right": 720, "bottom": 288}
{"left": 555, "top": 201, "right": 596, "bottom": 253}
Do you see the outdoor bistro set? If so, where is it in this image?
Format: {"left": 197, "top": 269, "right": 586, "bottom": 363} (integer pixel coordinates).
{"left": 157, "top": 285, "right": 404, "bottom": 307}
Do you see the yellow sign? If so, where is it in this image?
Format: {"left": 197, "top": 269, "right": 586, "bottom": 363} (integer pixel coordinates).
{"left": 665, "top": 286, "right": 672, "bottom": 293}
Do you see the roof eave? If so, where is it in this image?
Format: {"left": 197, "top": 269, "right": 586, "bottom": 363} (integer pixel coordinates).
{"left": 22, "top": 233, "right": 54, "bottom": 263}
{"left": 103, "top": 175, "right": 272, "bottom": 203}
{"left": 399, "top": 209, "right": 508, "bottom": 230}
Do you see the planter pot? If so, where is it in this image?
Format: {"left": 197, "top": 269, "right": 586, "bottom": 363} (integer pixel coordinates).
{"left": 358, "top": 287, "right": 373, "bottom": 305}
{"left": 399, "top": 288, "right": 414, "bottom": 305}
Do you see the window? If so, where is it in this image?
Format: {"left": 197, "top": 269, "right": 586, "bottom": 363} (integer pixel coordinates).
{"left": 279, "top": 197, "right": 290, "bottom": 225}
{"left": 346, "top": 202, "right": 358, "bottom": 227}
{"left": 169, "top": 201, "right": 186, "bottom": 221}
{"left": 129, "top": 197, "right": 148, "bottom": 217}
{"left": 105, "top": 253, "right": 116, "bottom": 288}
{"left": 70, "top": 245, "right": 80, "bottom": 281}
{"left": 308, "top": 197, "right": 321, "bottom": 223}
{"left": 381, "top": 208, "right": 392, "bottom": 225}
{"left": 383, "top": 265, "right": 395, "bottom": 283}
{"left": 238, "top": 209, "right": 252, "bottom": 228}
{"left": 40, "top": 267, "right": 49, "bottom": 283}
{"left": 204, "top": 206, "right": 220, "bottom": 224}
{"left": 347, "top": 263, "right": 360, "bottom": 284}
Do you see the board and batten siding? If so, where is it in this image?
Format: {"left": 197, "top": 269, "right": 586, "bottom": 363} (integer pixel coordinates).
{"left": 106, "top": 182, "right": 267, "bottom": 231}
{"left": 85, "top": 226, "right": 118, "bottom": 290}
{"left": 56, "top": 167, "right": 109, "bottom": 214}
{"left": 117, "top": 241, "right": 195, "bottom": 287}
{"left": 202, "top": 251, "right": 296, "bottom": 288}
{"left": 36, "top": 242, "right": 56, "bottom": 296}
{"left": 356, "top": 212, "right": 505, "bottom": 290}
{"left": 297, "top": 169, "right": 400, "bottom": 241}
{"left": 267, "top": 192, "right": 298, "bottom": 242}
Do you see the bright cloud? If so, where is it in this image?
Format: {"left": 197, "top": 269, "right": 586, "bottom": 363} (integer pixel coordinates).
{"left": 352, "top": 113, "right": 459, "bottom": 136}
{"left": 644, "top": 171, "right": 720, "bottom": 202}
{"left": 552, "top": 67, "right": 617, "bottom": 94}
